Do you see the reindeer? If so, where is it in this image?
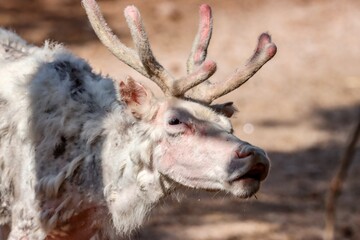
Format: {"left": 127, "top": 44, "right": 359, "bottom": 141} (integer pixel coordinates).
{"left": 0, "top": 0, "right": 276, "bottom": 239}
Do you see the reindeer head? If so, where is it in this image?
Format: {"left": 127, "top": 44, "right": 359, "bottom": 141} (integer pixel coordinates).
{"left": 82, "top": 0, "right": 276, "bottom": 198}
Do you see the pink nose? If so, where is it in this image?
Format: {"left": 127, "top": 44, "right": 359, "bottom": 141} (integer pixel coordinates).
{"left": 227, "top": 146, "right": 270, "bottom": 183}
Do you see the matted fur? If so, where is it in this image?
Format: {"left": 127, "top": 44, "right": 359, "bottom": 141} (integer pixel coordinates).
{"left": 0, "top": 28, "right": 169, "bottom": 239}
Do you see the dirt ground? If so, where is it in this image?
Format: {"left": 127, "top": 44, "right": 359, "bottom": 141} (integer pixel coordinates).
{"left": 1, "top": 0, "right": 360, "bottom": 239}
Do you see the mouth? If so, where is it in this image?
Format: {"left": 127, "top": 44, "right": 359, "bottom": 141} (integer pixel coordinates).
{"left": 230, "top": 163, "right": 268, "bottom": 182}
{"left": 225, "top": 148, "right": 270, "bottom": 198}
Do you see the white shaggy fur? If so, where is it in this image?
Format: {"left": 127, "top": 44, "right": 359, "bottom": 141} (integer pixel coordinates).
{"left": 0, "top": 28, "right": 270, "bottom": 239}
{"left": 0, "top": 29, "right": 168, "bottom": 239}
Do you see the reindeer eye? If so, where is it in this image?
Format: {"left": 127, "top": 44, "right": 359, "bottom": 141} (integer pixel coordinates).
{"left": 168, "top": 118, "right": 182, "bottom": 125}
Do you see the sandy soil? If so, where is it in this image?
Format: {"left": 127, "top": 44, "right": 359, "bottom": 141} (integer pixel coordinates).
{"left": 1, "top": 0, "right": 359, "bottom": 239}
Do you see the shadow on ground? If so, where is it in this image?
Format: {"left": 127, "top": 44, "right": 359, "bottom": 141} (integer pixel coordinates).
{"left": 133, "top": 103, "right": 360, "bottom": 240}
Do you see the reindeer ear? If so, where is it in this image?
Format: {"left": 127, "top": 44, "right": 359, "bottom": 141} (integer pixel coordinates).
{"left": 211, "top": 102, "right": 237, "bottom": 118}
{"left": 119, "top": 76, "right": 149, "bottom": 105}
{"left": 119, "top": 76, "right": 156, "bottom": 119}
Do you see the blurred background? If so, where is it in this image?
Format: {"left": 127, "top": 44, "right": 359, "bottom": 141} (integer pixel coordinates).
{"left": 1, "top": 0, "right": 359, "bottom": 239}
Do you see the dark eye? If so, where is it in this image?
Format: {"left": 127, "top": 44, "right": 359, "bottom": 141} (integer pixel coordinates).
{"left": 168, "top": 118, "right": 182, "bottom": 125}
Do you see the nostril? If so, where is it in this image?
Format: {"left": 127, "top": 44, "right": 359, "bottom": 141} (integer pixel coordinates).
{"left": 235, "top": 150, "right": 252, "bottom": 159}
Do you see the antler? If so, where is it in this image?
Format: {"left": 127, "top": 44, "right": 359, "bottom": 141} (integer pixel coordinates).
{"left": 186, "top": 32, "right": 277, "bottom": 103}
{"left": 82, "top": 0, "right": 215, "bottom": 97}
{"left": 82, "top": 0, "right": 276, "bottom": 103}
{"left": 186, "top": 4, "right": 214, "bottom": 74}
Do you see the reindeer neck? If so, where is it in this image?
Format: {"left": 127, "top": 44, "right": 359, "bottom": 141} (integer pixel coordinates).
{"left": 94, "top": 109, "right": 171, "bottom": 233}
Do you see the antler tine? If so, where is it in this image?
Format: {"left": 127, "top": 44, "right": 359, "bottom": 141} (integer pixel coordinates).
{"left": 186, "top": 33, "right": 277, "bottom": 103}
{"left": 173, "top": 59, "right": 216, "bottom": 97}
{"left": 124, "top": 6, "right": 175, "bottom": 95}
{"left": 82, "top": 0, "right": 175, "bottom": 95}
{"left": 82, "top": 0, "right": 146, "bottom": 77}
{"left": 186, "top": 4, "right": 213, "bottom": 74}
{"left": 170, "top": 4, "right": 216, "bottom": 97}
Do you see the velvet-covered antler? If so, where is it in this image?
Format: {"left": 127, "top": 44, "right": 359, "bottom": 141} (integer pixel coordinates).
{"left": 82, "top": 0, "right": 215, "bottom": 97}
{"left": 186, "top": 32, "right": 277, "bottom": 103}
{"left": 82, "top": 0, "right": 276, "bottom": 103}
